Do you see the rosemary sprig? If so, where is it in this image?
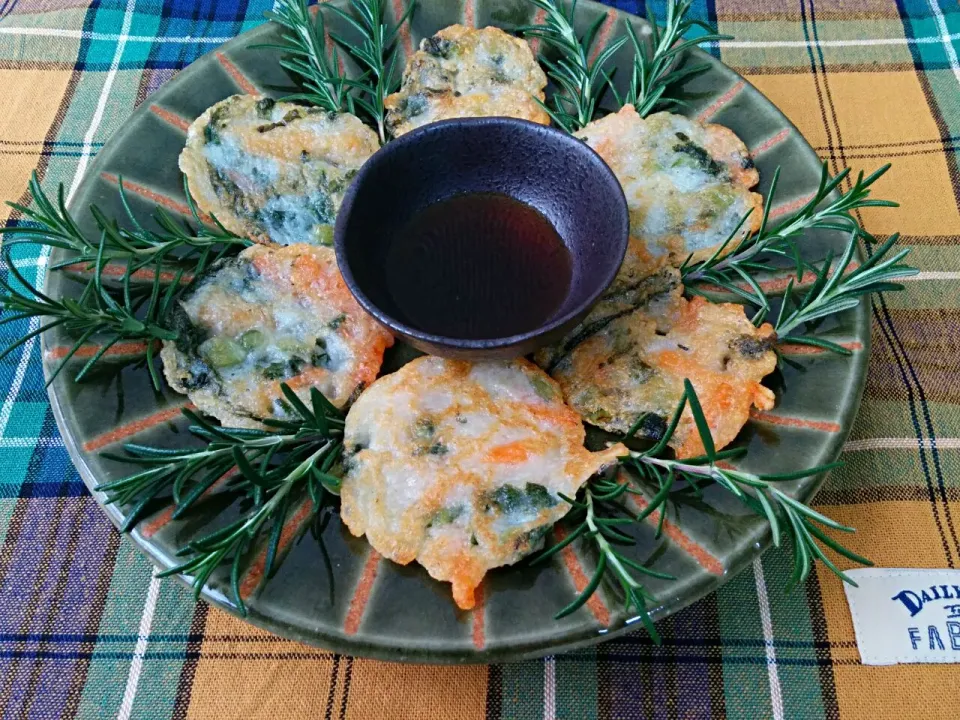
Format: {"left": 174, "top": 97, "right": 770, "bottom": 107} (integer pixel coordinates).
{"left": 773, "top": 230, "right": 917, "bottom": 354}
{"left": 0, "top": 237, "right": 179, "bottom": 388}
{"left": 257, "top": 0, "right": 354, "bottom": 113}
{"left": 682, "top": 163, "right": 898, "bottom": 320}
{"left": 621, "top": 380, "right": 873, "bottom": 587}
{"left": 543, "top": 379, "right": 873, "bottom": 638}
{"left": 0, "top": 172, "right": 248, "bottom": 275}
{"left": 519, "top": 0, "right": 626, "bottom": 132}
{"left": 100, "top": 384, "right": 344, "bottom": 614}
{"left": 534, "top": 477, "right": 671, "bottom": 642}
{"left": 0, "top": 173, "right": 253, "bottom": 386}
{"left": 623, "top": 0, "right": 731, "bottom": 117}
{"left": 325, "top": 0, "right": 416, "bottom": 144}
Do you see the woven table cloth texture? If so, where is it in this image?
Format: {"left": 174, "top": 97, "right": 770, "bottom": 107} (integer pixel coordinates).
{"left": 1, "top": 0, "right": 959, "bottom": 718}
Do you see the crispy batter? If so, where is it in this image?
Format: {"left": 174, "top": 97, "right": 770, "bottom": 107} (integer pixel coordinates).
{"left": 339, "top": 356, "right": 625, "bottom": 609}
{"left": 534, "top": 266, "right": 683, "bottom": 373}
{"left": 160, "top": 243, "right": 393, "bottom": 428}
{"left": 179, "top": 95, "right": 379, "bottom": 246}
{"left": 541, "top": 287, "right": 776, "bottom": 459}
{"left": 576, "top": 106, "right": 763, "bottom": 281}
{"left": 384, "top": 25, "right": 549, "bottom": 137}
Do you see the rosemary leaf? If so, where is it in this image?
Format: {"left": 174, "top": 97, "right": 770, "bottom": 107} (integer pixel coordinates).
{"left": 682, "top": 162, "right": 899, "bottom": 297}
{"left": 256, "top": 0, "right": 354, "bottom": 113}
{"left": 624, "top": 0, "right": 731, "bottom": 117}
{"left": 325, "top": 0, "right": 416, "bottom": 144}
{"left": 535, "top": 475, "right": 663, "bottom": 641}
{"left": 681, "top": 160, "right": 916, "bottom": 356}
{"left": 543, "top": 374, "right": 875, "bottom": 641}
{"left": 1, "top": 172, "right": 248, "bottom": 275}
{"left": 0, "top": 237, "right": 178, "bottom": 388}
{"left": 519, "top": 0, "right": 626, "bottom": 132}
{"left": 773, "top": 230, "right": 916, "bottom": 339}
{"left": 624, "top": 382, "right": 873, "bottom": 589}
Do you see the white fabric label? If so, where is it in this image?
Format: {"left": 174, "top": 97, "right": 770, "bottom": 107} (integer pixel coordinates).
{"left": 843, "top": 568, "right": 960, "bottom": 665}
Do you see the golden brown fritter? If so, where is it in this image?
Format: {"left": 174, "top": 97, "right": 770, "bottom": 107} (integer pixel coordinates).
{"left": 384, "top": 24, "right": 549, "bottom": 137}
{"left": 339, "top": 356, "right": 625, "bottom": 610}
{"left": 161, "top": 243, "right": 393, "bottom": 428}
{"left": 539, "top": 284, "right": 776, "bottom": 459}
{"left": 179, "top": 95, "right": 379, "bottom": 246}
{"left": 576, "top": 106, "right": 763, "bottom": 281}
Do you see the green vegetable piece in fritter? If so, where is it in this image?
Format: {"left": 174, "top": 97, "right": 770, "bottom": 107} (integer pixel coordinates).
{"left": 484, "top": 483, "right": 558, "bottom": 515}
{"left": 201, "top": 337, "right": 247, "bottom": 368}
{"left": 530, "top": 374, "right": 559, "bottom": 402}
{"left": 428, "top": 506, "right": 464, "bottom": 526}
{"left": 239, "top": 329, "right": 264, "bottom": 350}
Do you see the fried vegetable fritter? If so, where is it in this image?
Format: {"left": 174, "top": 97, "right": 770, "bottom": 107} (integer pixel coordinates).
{"left": 160, "top": 243, "right": 393, "bottom": 428}
{"left": 384, "top": 24, "right": 549, "bottom": 137}
{"left": 339, "top": 356, "right": 625, "bottom": 610}
{"left": 539, "top": 285, "right": 776, "bottom": 459}
{"left": 576, "top": 106, "right": 763, "bottom": 281}
{"left": 179, "top": 95, "right": 379, "bottom": 246}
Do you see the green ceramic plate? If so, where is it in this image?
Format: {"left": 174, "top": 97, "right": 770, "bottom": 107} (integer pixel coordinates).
{"left": 43, "top": 0, "right": 869, "bottom": 663}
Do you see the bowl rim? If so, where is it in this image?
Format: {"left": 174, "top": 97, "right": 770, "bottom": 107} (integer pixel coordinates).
{"left": 333, "top": 116, "right": 630, "bottom": 350}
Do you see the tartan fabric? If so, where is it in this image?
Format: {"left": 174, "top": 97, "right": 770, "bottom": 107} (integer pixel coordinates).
{"left": 0, "top": 0, "right": 959, "bottom": 717}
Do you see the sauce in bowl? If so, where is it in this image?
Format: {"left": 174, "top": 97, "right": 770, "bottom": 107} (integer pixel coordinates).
{"left": 385, "top": 192, "right": 572, "bottom": 339}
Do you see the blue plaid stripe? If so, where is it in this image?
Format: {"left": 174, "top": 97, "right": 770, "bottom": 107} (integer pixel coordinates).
{"left": 71, "top": 0, "right": 273, "bottom": 71}
{"left": 897, "top": 0, "right": 960, "bottom": 71}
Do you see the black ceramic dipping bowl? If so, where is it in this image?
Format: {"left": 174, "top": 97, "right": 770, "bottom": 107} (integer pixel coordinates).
{"left": 334, "top": 117, "right": 629, "bottom": 359}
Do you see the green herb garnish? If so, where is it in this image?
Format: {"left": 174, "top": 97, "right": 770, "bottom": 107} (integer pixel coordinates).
{"left": 681, "top": 162, "right": 916, "bottom": 328}
{"left": 519, "top": 0, "right": 625, "bottom": 132}
{"left": 98, "top": 383, "right": 344, "bottom": 615}
{"left": 539, "top": 379, "right": 874, "bottom": 642}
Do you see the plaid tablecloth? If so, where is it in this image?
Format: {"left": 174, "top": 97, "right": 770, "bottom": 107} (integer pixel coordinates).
{"left": 1, "top": 0, "right": 959, "bottom": 717}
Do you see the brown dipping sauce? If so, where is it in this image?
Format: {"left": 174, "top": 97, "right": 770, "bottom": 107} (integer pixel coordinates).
{"left": 384, "top": 193, "right": 573, "bottom": 339}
